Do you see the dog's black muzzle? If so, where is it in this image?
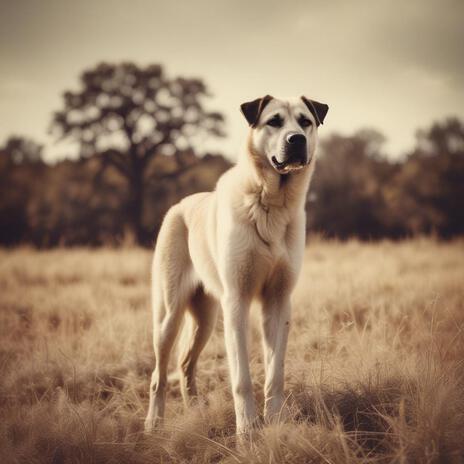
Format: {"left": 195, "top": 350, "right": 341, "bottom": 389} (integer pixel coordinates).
{"left": 271, "top": 132, "right": 310, "bottom": 172}
{"left": 284, "top": 133, "right": 307, "bottom": 165}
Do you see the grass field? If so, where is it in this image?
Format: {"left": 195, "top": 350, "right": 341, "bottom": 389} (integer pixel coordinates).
{"left": 1, "top": 239, "right": 464, "bottom": 463}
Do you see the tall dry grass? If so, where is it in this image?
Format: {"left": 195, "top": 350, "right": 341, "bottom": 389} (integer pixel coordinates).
{"left": 1, "top": 239, "right": 463, "bottom": 463}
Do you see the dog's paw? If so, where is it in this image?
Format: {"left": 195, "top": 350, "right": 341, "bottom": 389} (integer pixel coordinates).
{"left": 264, "top": 394, "right": 290, "bottom": 424}
{"left": 235, "top": 416, "right": 262, "bottom": 448}
{"left": 144, "top": 416, "right": 162, "bottom": 434}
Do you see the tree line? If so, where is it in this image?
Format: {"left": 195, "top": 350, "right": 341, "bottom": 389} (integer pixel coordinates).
{"left": 1, "top": 62, "right": 463, "bottom": 246}
{"left": 310, "top": 121, "right": 464, "bottom": 239}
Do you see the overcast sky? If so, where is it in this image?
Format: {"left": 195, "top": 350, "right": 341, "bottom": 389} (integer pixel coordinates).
{"left": 1, "top": 0, "right": 463, "bottom": 161}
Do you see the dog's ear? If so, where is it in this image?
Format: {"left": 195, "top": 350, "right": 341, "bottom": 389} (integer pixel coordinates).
{"left": 301, "top": 97, "right": 329, "bottom": 126}
{"left": 240, "top": 95, "right": 273, "bottom": 127}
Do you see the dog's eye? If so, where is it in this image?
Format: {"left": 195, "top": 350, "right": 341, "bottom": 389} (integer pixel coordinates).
{"left": 266, "top": 115, "right": 283, "bottom": 128}
{"left": 299, "top": 116, "right": 312, "bottom": 128}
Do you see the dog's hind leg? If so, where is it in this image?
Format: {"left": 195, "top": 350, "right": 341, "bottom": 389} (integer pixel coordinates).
{"left": 145, "top": 208, "right": 193, "bottom": 433}
{"left": 178, "top": 286, "right": 218, "bottom": 405}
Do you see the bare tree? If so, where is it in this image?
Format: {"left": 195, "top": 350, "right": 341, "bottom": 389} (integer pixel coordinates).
{"left": 51, "top": 62, "right": 225, "bottom": 243}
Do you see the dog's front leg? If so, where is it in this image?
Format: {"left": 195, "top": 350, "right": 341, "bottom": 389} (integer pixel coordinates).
{"left": 221, "top": 292, "right": 257, "bottom": 435}
{"left": 261, "top": 294, "right": 291, "bottom": 423}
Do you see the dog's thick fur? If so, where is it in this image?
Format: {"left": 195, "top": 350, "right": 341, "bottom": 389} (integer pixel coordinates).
{"left": 145, "top": 96, "right": 328, "bottom": 435}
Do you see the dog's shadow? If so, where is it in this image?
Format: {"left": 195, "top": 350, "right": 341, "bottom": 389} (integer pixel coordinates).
{"left": 289, "top": 377, "right": 410, "bottom": 453}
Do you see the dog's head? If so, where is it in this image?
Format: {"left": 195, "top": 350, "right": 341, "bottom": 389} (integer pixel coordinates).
{"left": 241, "top": 95, "right": 328, "bottom": 174}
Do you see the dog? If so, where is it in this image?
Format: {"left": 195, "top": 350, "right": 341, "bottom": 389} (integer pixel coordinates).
{"left": 144, "top": 95, "right": 329, "bottom": 436}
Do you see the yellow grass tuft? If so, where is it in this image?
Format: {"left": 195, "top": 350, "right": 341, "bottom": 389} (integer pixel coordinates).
{"left": 1, "top": 239, "right": 463, "bottom": 463}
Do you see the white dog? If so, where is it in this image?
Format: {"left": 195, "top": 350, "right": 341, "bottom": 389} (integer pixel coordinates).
{"left": 144, "top": 95, "right": 328, "bottom": 435}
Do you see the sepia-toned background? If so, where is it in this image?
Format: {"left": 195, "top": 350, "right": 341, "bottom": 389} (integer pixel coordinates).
{"left": 1, "top": 1, "right": 464, "bottom": 463}
{"left": 1, "top": 0, "right": 463, "bottom": 246}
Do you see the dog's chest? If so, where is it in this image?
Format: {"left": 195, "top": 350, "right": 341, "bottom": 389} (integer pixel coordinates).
{"left": 248, "top": 201, "right": 290, "bottom": 257}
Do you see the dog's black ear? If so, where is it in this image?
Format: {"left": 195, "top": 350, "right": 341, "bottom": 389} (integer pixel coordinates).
{"left": 240, "top": 95, "right": 273, "bottom": 127}
{"left": 301, "top": 97, "right": 329, "bottom": 126}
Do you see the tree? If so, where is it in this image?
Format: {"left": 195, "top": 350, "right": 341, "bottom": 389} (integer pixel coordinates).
{"left": 388, "top": 117, "right": 464, "bottom": 237}
{"left": 0, "top": 135, "right": 43, "bottom": 167}
{"left": 308, "top": 129, "right": 399, "bottom": 239}
{"left": 51, "top": 62, "right": 225, "bottom": 244}
{"left": 0, "top": 136, "right": 45, "bottom": 245}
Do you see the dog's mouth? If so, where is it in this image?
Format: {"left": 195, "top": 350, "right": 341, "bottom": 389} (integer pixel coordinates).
{"left": 271, "top": 156, "right": 306, "bottom": 174}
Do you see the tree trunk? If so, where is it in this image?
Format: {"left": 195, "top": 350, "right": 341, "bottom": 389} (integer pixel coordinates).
{"left": 128, "top": 156, "right": 146, "bottom": 245}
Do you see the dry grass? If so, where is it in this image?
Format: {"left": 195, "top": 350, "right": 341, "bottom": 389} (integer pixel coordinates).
{"left": 1, "top": 238, "right": 464, "bottom": 463}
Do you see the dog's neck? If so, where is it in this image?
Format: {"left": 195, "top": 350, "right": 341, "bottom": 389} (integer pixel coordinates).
{"left": 238, "top": 135, "right": 314, "bottom": 214}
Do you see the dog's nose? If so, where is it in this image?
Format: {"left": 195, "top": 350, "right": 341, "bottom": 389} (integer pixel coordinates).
{"left": 286, "top": 133, "right": 306, "bottom": 146}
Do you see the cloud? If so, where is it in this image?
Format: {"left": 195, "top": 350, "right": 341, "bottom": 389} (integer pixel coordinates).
{"left": 365, "top": 0, "right": 464, "bottom": 86}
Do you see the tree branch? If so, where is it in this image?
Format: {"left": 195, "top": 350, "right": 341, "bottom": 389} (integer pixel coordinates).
{"left": 100, "top": 149, "right": 130, "bottom": 178}
{"left": 146, "top": 161, "right": 199, "bottom": 184}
